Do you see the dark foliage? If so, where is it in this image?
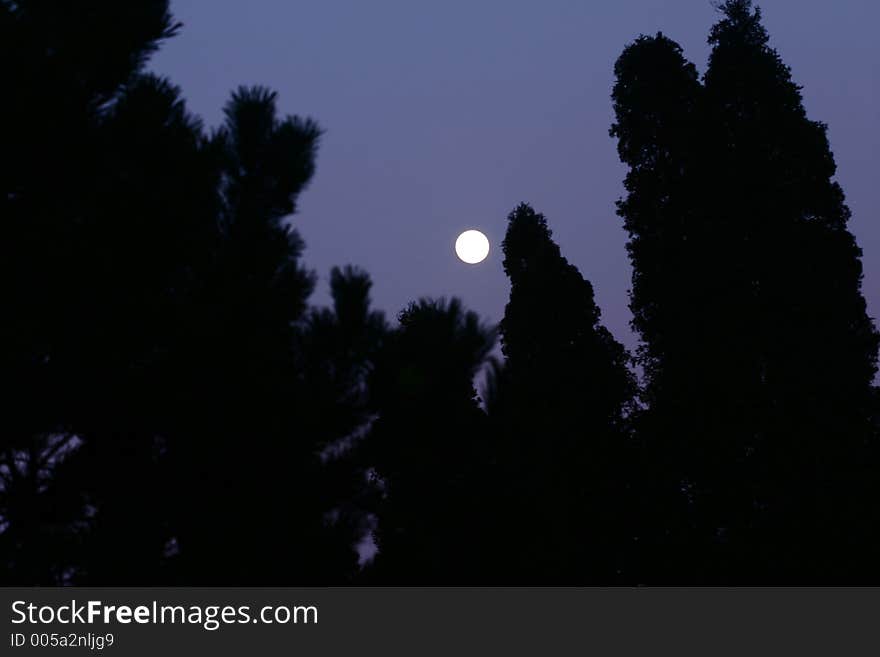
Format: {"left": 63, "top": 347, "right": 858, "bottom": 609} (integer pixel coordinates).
{"left": 491, "top": 204, "right": 637, "bottom": 582}
{"left": 0, "top": 1, "right": 378, "bottom": 584}
{"left": 362, "top": 298, "right": 497, "bottom": 582}
{"left": 611, "top": 0, "right": 880, "bottom": 581}
{"left": 2, "top": 0, "right": 878, "bottom": 585}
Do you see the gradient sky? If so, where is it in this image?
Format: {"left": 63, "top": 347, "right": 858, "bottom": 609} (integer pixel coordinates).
{"left": 151, "top": 0, "right": 879, "bottom": 350}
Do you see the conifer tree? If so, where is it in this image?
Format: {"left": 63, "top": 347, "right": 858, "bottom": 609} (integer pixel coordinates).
{"left": 161, "top": 87, "right": 326, "bottom": 583}
{"left": 495, "top": 203, "right": 636, "bottom": 582}
{"left": 364, "top": 298, "right": 496, "bottom": 582}
{"left": 1, "top": 1, "right": 367, "bottom": 584}
{"left": 611, "top": 1, "right": 879, "bottom": 580}
{"left": 704, "top": 0, "right": 879, "bottom": 578}
{"left": 297, "top": 266, "right": 389, "bottom": 581}
{"left": 0, "top": 0, "right": 191, "bottom": 583}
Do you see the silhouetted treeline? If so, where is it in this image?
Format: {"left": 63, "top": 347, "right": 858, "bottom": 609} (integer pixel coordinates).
{"left": 2, "top": 0, "right": 878, "bottom": 584}
{"left": 610, "top": 0, "right": 880, "bottom": 581}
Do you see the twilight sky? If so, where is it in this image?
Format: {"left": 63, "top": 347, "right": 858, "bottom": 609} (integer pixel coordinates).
{"left": 151, "top": 0, "right": 879, "bottom": 350}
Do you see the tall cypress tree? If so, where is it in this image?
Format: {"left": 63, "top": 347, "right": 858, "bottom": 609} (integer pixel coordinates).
{"left": 495, "top": 203, "right": 636, "bottom": 582}
{"left": 610, "top": 31, "right": 726, "bottom": 581}
{"left": 611, "top": 1, "right": 879, "bottom": 580}
{"left": 704, "top": 0, "right": 879, "bottom": 579}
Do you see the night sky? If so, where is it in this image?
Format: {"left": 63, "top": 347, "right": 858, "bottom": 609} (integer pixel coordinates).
{"left": 151, "top": 1, "right": 879, "bottom": 349}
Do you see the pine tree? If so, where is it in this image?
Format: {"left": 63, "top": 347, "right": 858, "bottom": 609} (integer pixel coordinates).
{"left": 363, "top": 298, "right": 496, "bottom": 582}
{"left": 1, "top": 1, "right": 366, "bottom": 584}
{"left": 68, "top": 74, "right": 219, "bottom": 583}
{"left": 161, "top": 87, "right": 327, "bottom": 583}
{"left": 0, "top": 0, "right": 190, "bottom": 583}
{"left": 297, "top": 266, "right": 389, "bottom": 581}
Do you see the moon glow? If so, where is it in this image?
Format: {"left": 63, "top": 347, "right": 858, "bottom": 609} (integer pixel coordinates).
{"left": 455, "top": 230, "right": 490, "bottom": 264}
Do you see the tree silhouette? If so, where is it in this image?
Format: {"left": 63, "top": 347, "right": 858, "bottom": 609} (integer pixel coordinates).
{"left": 363, "top": 298, "right": 497, "bottom": 582}
{"left": 0, "top": 1, "right": 374, "bottom": 584}
{"left": 492, "top": 203, "right": 637, "bottom": 582}
{"left": 66, "top": 73, "right": 220, "bottom": 583}
{"left": 158, "top": 86, "right": 331, "bottom": 583}
{"left": 296, "top": 265, "right": 389, "bottom": 581}
{"left": 610, "top": 30, "right": 716, "bottom": 581}
{"left": 4, "top": 0, "right": 879, "bottom": 586}
{"left": 611, "top": 0, "right": 880, "bottom": 581}
{"left": 0, "top": 0, "right": 192, "bottom": 584}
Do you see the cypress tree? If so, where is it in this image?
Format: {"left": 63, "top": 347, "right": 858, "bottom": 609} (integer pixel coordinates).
{"left": 496, "top": 203, "right": 636, "bottom": 582}
{"left": 705, "top": 0, "right": 879, "bottom": 579}
{"left": 611, "top": 1, "right": 879, "bottom": 580}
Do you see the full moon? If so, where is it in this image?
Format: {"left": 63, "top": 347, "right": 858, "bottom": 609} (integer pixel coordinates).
{"left": 455, "top": 230, "right": 490, "bottom": 264}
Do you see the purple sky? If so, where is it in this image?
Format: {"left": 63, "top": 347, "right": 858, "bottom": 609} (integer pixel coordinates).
{"left": 151, "top": 1, "right": 879, "bottom": 350}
